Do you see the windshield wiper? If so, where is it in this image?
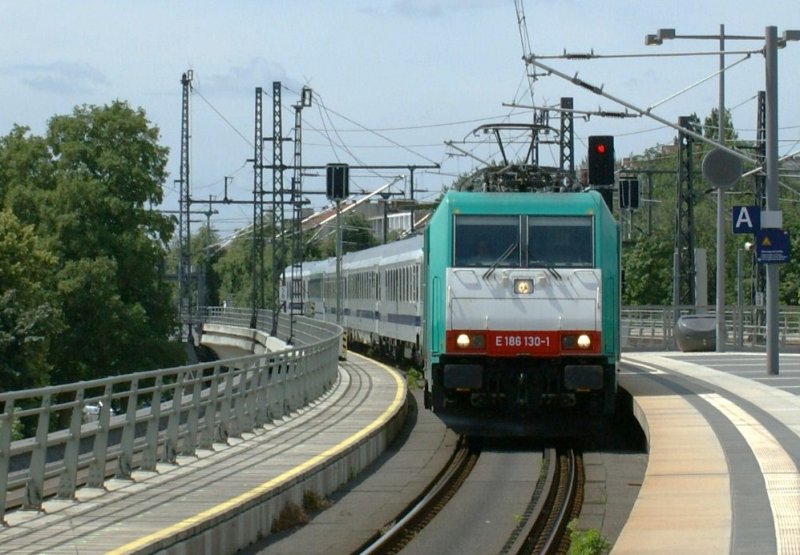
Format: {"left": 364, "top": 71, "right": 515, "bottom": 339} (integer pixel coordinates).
{"left": 482, "top": 242, "right": 518, "bottom": 280}
{"left": 546, "top": 266, "right": 563, "bottom": 281}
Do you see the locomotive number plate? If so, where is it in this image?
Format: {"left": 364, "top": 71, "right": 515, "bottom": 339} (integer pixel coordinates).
{"left": 488, "top": 331, "right": 559, "bottom": 355}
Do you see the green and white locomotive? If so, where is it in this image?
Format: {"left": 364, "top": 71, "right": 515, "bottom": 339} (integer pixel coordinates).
{"left": 422, "top": 190, "right": 620, "bottom": 435}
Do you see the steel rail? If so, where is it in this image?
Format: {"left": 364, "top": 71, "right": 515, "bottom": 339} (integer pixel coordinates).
{"left": 358, "top": 436, "right": 479, "bottom": 554}
{"left": 505, "top": 448, "right": 583, "bottom": 555}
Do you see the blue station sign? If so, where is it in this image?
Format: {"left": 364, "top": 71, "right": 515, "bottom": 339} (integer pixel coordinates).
{"left": 755, "top": 228, "right": 791, "bottom": 264}
{"left": 732, "top": 205, "right": 760, "bottom": 234}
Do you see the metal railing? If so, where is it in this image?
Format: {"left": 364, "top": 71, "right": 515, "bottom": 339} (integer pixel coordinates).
{"left": 622, "top": 305, "right": 800, "bottom": 351}
{"left": 0, "top": 309, "right": 342, "bottom": 522}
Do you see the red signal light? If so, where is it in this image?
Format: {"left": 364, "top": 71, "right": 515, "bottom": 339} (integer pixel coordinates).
{"left": 588, "top": 135, "right": 615, "bottom": 186}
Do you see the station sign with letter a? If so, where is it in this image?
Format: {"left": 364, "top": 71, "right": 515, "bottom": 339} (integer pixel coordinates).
{"left": 732, "top": 205, "right": 760, "bottom": 234}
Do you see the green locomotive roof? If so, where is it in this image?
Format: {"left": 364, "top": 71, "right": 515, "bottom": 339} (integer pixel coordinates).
{"left": 439, "top": 190, "right": 609, "bottom": 216}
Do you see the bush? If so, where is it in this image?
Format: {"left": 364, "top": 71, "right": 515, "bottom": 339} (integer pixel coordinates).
{"left": 303, "top": 489, "right": 330, "bottom": 513}
{"left": 567, "top": 519, "right": 611, "bottom": 555}
{"left": 271, "top": 501, "right": 309, "bottom": 532}
{"left": 406, "top": 368, "right": 422, "bottom": 389}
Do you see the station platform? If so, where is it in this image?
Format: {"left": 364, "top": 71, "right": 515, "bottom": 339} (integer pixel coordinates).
{"left": 613, "top": 352, "right": 800, "bottom": 554}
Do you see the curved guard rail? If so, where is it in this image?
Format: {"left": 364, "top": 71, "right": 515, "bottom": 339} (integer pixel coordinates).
{"left": 0, "top": 309, "right": 342, "bottom": 522}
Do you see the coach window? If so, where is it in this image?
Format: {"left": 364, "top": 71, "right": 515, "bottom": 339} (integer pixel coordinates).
{"left": 454, "top": 215, "right": 521, "bottom": 268}
{"left": 309, "top": 278, "right": 322, "bottom": 298}
{"left": 527, "top": 216, "right": 593, "bottom": 268}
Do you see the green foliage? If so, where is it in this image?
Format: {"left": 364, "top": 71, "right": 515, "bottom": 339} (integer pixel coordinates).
{"left": 0, "top": 101, "right": 181, "bottom": 387}
{"left": 317, "top": 211, "right": 378, "bottom": 258}
{"left": 0, "top": 407, "right": 24, "bottom": 441}
{"left": 0, "top": 126, "right": 55, "bottom": 225}
{"left": 621, "top": 234, "right": 673, "bottom": 305}
{"left": 703, "top": 108, "right": 738, "bottom": 142}
{"left": 406, "top": 368, "right": 422, "bottom": 389}
{"left": 620, "top": 107, "right": 800, "bottom": 307}
{"left": 214, "top": 234, "right": 261, "bottom": 308}
{"left": 271, "top": 500, "right": 309, "bottom": 532}
{"left": 779, "top": 208, "right": 800, "bottom": 304}
{"left": 567, "top": 519, "right": 611, "bottom": 555}
{"left": 302, "top": 489, "right": 330, "bottom": 513}
{"left": 0, "top": 211, "right": 63, "bottom": 391}
{"left": 192, "top": 225, "right": 223, "bottom": 306}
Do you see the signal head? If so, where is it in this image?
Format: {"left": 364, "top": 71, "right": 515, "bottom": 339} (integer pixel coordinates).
{"left": 587, "top": 135, "right": 615, "bottom": 186}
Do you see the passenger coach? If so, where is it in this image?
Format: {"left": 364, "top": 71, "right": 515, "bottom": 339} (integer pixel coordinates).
{"left": 290, "top": 235, "right": 424, "bottom": 363}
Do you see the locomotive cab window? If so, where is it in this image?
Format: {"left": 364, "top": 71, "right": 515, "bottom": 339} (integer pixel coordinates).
{"left": 454, "top": 216, "right": 521, "bottom": 268}
{"left": 527, "top": 216, "right": 593, "bottom": 268}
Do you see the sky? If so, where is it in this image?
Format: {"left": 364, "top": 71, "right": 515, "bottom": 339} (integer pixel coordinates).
{"left": 2, "top": 0, "right": 799, "bottom": 239}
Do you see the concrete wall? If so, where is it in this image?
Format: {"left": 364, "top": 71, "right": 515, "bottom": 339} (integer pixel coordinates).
{"left": 148, "top": 387, "right": 408, "bottom": 555}
{"left": 199, "top": 323, "right": 287, "bottom": 358}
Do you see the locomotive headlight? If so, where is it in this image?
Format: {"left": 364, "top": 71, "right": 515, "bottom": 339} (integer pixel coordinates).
{"left": 562, "top": 333, "right": 593, "bottom": 350}
{"left": 514, "top": 278, "right": 533, "bottom": 295}
{"left": 454, "top": 333, "right": 485, "bottom": 350}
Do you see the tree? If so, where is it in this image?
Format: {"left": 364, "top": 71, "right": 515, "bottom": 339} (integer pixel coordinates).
{"left": 43, "top": 102, "right": 179, "bottom": 379}
{"left": 621, "top": 235, "right": 673, "bottom": 305}
{"left": 702, "top": 108, "right": 738, "bottom": 143}
{"left": 193, "top": 225, "right": 223, "bottom": 308}
{"left": 0, "top": 101, "right": 182, "bottom": 384}
{"left": 0, "top": 126, "right": 55, "bottom": 226}
{"left": 213, "top": 234, "right": 260, "bottom": 309}
{"left": 317, "top": 211, "right": 378, "bottom": 258}
{"left": 620, "top": 110, "right": 743, "bottom": 306}
{"left": 778, "top": 207, "right": 800, "bottom": 304}
{"left": 0, "top": 211, "right": 63, "bottom": 391}
{"left": 342, "top": 211, "right": 378, "bottom": 254}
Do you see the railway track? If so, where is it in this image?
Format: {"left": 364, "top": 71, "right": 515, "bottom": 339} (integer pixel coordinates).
{"left": 504, "top": 448, "right": 584, "bottom": 554}
{"left": 358, "top": 436, "right": 480, "bottom": 554}
{"left": 357, "top": 443, "right": 584, "bottom": 555}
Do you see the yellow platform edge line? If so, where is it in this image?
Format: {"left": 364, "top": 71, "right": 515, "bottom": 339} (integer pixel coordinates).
{"left": 108, "top": 353, "right": 406, "bottom": 555}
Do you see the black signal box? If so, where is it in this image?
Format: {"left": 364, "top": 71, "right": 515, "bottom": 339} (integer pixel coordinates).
{"left": 619, "top": 178, "right": 640, "bottom": 209}
{"left": 588, "top": 136, "right": 615, "bottom": 186}
{"left": 326, "top": 164, "right": 349, "bottom": 201}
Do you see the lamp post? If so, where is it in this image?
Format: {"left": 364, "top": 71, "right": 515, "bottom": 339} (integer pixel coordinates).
{"left": 646, "top": 26, "right": 800, "bottom": 373}
{"left": 740, "top": 241, "right": 757, "bottom": 347}
{"left": 647, "top": 25, "right": 738, "bottom": 353}
{"left": 736, "top": 246, "right": 744, "bottom": 348}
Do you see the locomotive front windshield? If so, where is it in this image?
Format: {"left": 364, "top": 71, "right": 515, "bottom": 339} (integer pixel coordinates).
{"left": 453, "top": 214, "right": 593, "bottom": 268}
{"left": 528, "top": 216, "right": 593, "bottom": 268}
{"left": 454, "top": 216, "right": 521, "bottom": 268}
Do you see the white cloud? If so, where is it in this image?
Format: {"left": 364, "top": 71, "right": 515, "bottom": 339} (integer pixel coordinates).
{"left": 4, "top": 62, "right": 108, "bottom": 95}
{"left": 197, "top": 58, "right": 300, "bottom": 96}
